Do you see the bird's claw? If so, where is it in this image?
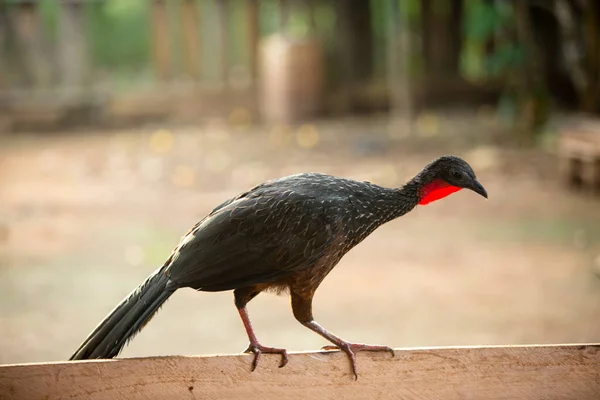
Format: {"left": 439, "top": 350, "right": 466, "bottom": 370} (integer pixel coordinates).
{"left": 320, "top": 342, "right": 395, "bottom": 380}
{"left": 244, "top": 343, "right": 289, "bottom": 371}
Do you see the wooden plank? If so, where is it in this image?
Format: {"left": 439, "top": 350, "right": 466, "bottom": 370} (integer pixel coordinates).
{"left": 1, "top": 344, "right": 599, "bottom": 400}
{"left": 182, "top": 0, "right": 201, "bottom": 81}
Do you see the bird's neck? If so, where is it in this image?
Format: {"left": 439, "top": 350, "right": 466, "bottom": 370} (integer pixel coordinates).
{"left": 341, "top": 180, "right": 424, "bottom": 247}
{"left": 371, "top": 172, "right": 447, "bottom": 221}
{"left": 358, "top": 181, "right": 421, "bottom": 227}
{"left": 382, "top": 181, "right": 421, "bottom": 220}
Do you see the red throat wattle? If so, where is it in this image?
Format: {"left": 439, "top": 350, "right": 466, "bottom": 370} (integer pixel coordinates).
{"left": 419, "top": 179, "right": 462, "bottom": 205}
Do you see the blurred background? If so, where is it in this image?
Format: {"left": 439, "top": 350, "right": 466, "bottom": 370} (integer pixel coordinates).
{"left": 1, "top": 0, "right": 599, "bottom": 365}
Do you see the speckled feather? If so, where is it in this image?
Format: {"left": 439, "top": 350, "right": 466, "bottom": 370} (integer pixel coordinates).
{"left": 165, "top": 173, "right": 421, "bottom": 294}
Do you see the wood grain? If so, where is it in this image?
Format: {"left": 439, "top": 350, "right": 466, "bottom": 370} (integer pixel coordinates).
{"left": 1, "top": 344, "right": 599, "bottom": 400}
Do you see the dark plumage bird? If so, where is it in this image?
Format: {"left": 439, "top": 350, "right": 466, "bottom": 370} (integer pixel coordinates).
{"left": 70, "top": 155, "right": 487, "bottom": 379}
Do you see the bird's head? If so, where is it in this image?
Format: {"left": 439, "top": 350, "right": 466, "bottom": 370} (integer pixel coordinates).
{"left": 413, "top": 155, "right": 488, "bottom": 205}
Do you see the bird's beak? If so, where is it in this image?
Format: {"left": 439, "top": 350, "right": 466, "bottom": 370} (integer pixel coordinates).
{"left": 469, "top": 179, "right": 488, "bottom": 199}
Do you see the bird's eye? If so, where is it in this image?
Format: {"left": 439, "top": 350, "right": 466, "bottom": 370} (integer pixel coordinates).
{"left": 451, "top": 170, "right": 463, "bottom": 180}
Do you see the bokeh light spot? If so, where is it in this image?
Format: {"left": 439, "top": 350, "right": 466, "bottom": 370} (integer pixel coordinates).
{"left": 296, "top": 124, "right": 320, "bottom": 149}
{"left": 204, "top": 150, "right": 231, "bottom": 172}
{"left": 171, "top": 165, "right": 197, "bottom": 188}
{"left": 124, "top": 245, "right": 145, "bottom": 267}
{"left": 150, "top": 130, "right": 174, "bottom": 154}
{"left": 416, "top": 113, "right": 439, "bottom": 137}
{"left": 270, "top": 124, "right": 293, "bottom": 147}
{"left": 229, "top": 107, "right": 253, "bottom": 131}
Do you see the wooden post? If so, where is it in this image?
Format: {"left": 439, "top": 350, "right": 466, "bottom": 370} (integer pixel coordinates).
{"left": 216, "top": 0, "right": 229, "bottom": 86}
{"left": 151, "top": 0, "right": 172, "bottom": 81}
{"left": 247, "top": 0, "right": 260, "bottom": 85}
{"left": 58, "top": 0, "right": 89, "bottom": 92}
{"left": 12, "top": 1, "right": 51, "bottom": 89}
{"left": 181, "top": 0, "right": 201, "bottom": 82}
{"left": 259, "top": 35, "right": 324, "bottom": 123}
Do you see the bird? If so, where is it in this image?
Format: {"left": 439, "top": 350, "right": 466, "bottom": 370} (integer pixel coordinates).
{"left": 69, "top": 155, "right": 488, "bottom": 379}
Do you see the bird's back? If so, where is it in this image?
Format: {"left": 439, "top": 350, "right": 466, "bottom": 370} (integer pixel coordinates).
{"left": 164, "top": 173, "right": 378, "bottom": 291}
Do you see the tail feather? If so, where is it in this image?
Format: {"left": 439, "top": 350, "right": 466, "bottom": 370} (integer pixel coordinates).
{"left": 70, "top": 267, "right": 175, "bottom": 360}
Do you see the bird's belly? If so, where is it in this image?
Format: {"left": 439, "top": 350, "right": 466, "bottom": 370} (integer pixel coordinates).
{"left": 286, "top": 247, "right": 347, "bottom": 298}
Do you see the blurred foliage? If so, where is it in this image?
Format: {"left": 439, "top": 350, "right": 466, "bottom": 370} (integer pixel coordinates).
{"left": 33, "top": 0, "right": 340, "bottom": 86}
{"left": 32, "top": 0, "right": 527, "bottom": 87}
{"left": 462, "top": 0, "right": 550, "bottom": 137}
{"left": 18, "top": 0, "right": 571, "bottom": 128}
{"left": 88, "top": 1, "right": 151, "bottom": 76}
{"left": 461, "top": 0, "right": 525, "bottom": 80}
{"left": 31, "top": 0, "right": 427, "bottom": 86}
{"left": 38, "top": 0, "right": 59, "bottom": 40}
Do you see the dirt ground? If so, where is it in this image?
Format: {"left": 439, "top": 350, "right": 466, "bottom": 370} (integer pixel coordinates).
{"left": 1, "top": 113, "right": 599, "bottom": 366}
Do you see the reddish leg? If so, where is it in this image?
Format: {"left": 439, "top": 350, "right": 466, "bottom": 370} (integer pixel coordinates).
{"left": 235, "top": 288, "right": 288, "bottom": 371}
{"left": 307, "top": 320, "right": 394, "bottom": 379}
{"left": 238, "top": 306, "right": 289, "bottom": 370}
{"left": 291, "top": 291, "right": 394, "bottom": 380}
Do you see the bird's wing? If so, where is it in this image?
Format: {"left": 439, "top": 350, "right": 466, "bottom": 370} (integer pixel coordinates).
{"left": 164, "top": 187, "right": 336, "bottom": 291}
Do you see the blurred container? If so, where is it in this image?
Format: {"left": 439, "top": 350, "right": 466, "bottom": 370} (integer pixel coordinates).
{"left": 258, "top": 35, "right": 324, "bottom": 124}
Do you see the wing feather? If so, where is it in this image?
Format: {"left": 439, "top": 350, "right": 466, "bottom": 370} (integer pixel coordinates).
{"left": 165, "top": 187, "right": 335, "bottom": 291}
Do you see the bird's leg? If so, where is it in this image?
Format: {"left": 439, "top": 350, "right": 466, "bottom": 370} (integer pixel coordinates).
{"left": 234, "top": 288, "right": 289, "bottom": 370}
{"left": 291, "top": 291, "right": 394, "bottom": 380}
{"left": 238, "top": 307, "right": 289, "bottom": 369}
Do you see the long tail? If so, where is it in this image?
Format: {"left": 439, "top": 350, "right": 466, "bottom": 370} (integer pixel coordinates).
{"left": 70, "top": 267, "right": 176, "bottom": 360}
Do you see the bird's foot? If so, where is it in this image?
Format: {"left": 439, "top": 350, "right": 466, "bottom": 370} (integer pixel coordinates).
{"left": 244, "top": 343, "right": 289, "bottom": 371}
{"left": 321, "top": 342, "right": 395, "bottom": 380}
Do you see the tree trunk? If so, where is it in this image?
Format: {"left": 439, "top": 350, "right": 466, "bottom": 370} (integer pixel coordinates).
{"left": 513, "top": 0, "right": 548, "bottom": 143}
{"left": 421, "top": 0, "right": 463, "bottom": 77}
{"left": 332, "top": 0, "right": 374, "bottom": 112}
{"left": 419, "top": 0, "right": 465, "bottom": 108}
{"left": 342, "top": 0, "right": 373, "bottom": 82}
{"left": 555, "top": 0, "right": 600, "bottom": 113}
{"left": 387, "top": 0, "right": 413, "bottom": 135}
{"left": 581, "top": 0, "right": 599, "bottom": 112}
